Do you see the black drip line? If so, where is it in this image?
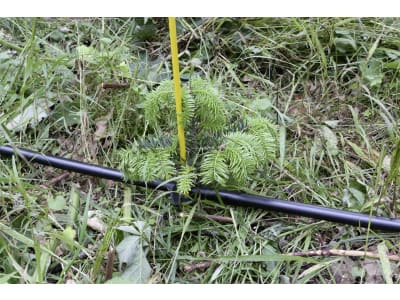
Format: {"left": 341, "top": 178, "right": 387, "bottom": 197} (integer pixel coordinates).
{"left": 1, "top": 145, "right": 400, "bottom": 232}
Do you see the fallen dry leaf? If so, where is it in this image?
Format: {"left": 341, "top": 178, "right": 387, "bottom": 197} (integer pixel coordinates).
{"left": 65, "top": 279, "right": 76, "bottom": 284}
{"left": 94, "top": 120, "right": 109, "bottom": 140}
{"left": 87, "top": 216, "right": 106, "bottom": 233}
{"left": 94, "top": 108, "right": 114, "bottom": 140}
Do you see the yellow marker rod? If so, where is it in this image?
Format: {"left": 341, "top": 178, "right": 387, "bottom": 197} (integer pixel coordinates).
{"left": 168, "top": 17, "right": 186, "bottom": 162}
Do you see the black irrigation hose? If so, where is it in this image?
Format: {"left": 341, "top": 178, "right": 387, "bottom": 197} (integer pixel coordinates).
{"left": 1, "top": 145, "right": 400, "bottom": 232}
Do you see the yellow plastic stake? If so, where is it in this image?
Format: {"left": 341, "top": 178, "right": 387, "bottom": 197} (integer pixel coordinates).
{"left": 168, "top": 17, "right": 186, "bottom": 162}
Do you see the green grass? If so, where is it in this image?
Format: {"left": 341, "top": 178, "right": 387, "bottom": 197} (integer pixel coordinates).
{"left": 1, "top": 17, "right": 400, "bottom": 283}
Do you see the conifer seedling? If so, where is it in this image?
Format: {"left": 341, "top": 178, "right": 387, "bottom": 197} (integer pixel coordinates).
{"left": 119, "top": 77, "right": 278, "bottom": 195}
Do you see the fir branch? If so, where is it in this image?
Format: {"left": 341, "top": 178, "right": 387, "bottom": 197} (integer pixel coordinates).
{"left": 224, "top": 132, "right": 262, "bottom": 184}
{"left": 118, "top": 145, "right": 145, "bottom": 179}
{"left": 138, "top": 150, "right": 176, "bottom": 181}
{"left": 119, "top": 147, "right": 176, "bottom": 182}
{"left": 137, "top": 134, "right": 178, "bottom": 153}
{"left": 247, "top": 116, "right": 278, "bottom": 159}
{"left": 143, "top": 80, "right": 194, "bottom": 131}
{"left": 200, "top": 150, "right": 229, "bottom": 186}
{"left": 177, "top": 165, "right": 197, "bottom": 195}
{"left": 190, "top": 77, "right": 227, "bottom": 132}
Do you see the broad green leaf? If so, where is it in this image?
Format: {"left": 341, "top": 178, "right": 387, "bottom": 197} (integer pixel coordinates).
{"left": 114, "top": 221, "right": 152, "bottom": 283}
{"left": 334, "top": 37, "right": 357, "bottom": 54}
{"left": 117, "top": 61, "right": 132, "bottom": 79}
{"left": 377, "top": 242, "right": 393, "bottom": 284}
{"left": 348, "top": 187, "right": 365, "bottom": 206}
{"left": 360, "top": 59, "right": 384, "bottom": 87}
{"left": 48, "top": 194, "right": 67, "bottom": 211}
{"left": 120, "top": 251, "right": 152, "bottom": 283}
{"left": 262, "top": 244, "right": 278, "bottom": 272}
{"left": 130, "top": 53, "right": 170, "bottom": 84}
{"left": 342, "top": 189, "right": 353, "bottom": 208}
{"left": 61, "top": 226, "right": 76, "bottom": 249}
{"left": 76, "top": 45, "right": 98, "bottom": 63}
{"left": 321, "top": 126, "right": 339, "bottom": 156}
{"left": 248, "top": 97, "right": 272, "bottom": 112}
{"left": 344, "top": 180, "right": 367, "bottom": 208}
{"left": 323, "top": 120, "right": 340, "bottom": 128}
{"left": 385, "top": 60, "right": 400, "bottom": 70}
{"left": 116, "top": 235, "right": 142, "bottom": 267}
{"left": 117, "top": 221, "right": 150, "bottom": 238}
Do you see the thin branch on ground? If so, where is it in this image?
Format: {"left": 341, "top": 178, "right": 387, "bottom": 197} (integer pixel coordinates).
{"left": 289, "top": 249, "right": 400, "bottom": 262}
{"left": 41, "top": 172, "right": 70, "bottom": 187}
{"left": 180, "top": 212, "right": 233, "bottom": 223}
{"left": 183, "top": 261, "right": 212, "bottom": 273}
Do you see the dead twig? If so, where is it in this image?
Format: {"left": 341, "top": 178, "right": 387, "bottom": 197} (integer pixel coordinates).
{"left": 198, "top": 213, "right": 233, "bottom": 223}
{"left": 289, "top": 249, "right": 400, "bottom": 262}
{"left": 41, "top": 172, "right": 70, "bottom": 188}
{"left": 180, "top": 212, "right": 233, "bottom": 223}
{"left": 104, "top": 247, "right": 115, "bottom": 282}
{"left": 101, "top": 82, "right": 130, "bottom": 89}
{"left": 183, "top": 261, "right": 212, "bottom": 273}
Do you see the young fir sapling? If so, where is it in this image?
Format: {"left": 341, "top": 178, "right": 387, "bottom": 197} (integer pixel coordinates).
{"left": 119, "top": 77, "right": 278, "bottom": 195}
